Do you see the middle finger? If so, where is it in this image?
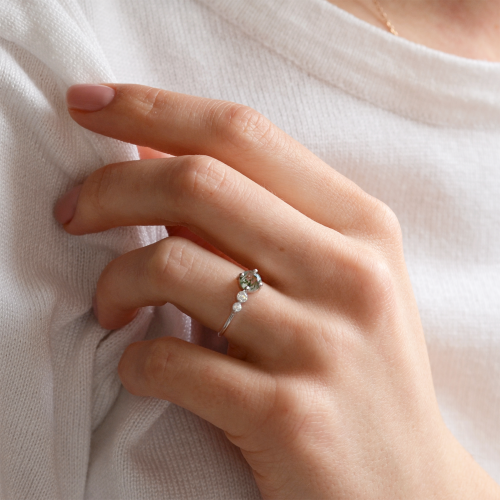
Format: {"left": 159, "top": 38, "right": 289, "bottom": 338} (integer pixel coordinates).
{"left": 60, "top": 154, "right": 324, "bottom": 283}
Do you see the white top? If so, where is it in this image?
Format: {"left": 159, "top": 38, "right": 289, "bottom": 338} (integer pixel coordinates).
{"left": 0, "top": 0, "right": 499, "bottom": 498}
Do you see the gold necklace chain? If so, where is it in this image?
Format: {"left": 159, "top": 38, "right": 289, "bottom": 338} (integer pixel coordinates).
{"left": 372, "top": 0, "right": 399, "bottom": 36}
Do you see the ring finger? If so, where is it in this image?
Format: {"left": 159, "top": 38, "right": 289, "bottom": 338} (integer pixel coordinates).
{"left": 94, "top": 235, "right": 287, "bottom": 358}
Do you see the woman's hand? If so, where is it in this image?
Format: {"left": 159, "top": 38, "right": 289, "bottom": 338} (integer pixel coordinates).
{"left": 55, "top": 84, "right": 499, "bottom": 499}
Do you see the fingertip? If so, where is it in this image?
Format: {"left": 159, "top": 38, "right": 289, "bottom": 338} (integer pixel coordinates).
{"left": 137, "top": 145, "right": 172, "bottom": 159}
{"left": 118, "top": 339, "right": 152, "bottom": 396}
{"left": 97, "top": 307, "right": 140, "bottom": 331}
{"left": 54, "top": 184, "right": 83, "bottom": 226}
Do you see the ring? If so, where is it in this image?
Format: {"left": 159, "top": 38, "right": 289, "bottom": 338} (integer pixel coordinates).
{"left": 217, "top": 269, "right": 264, "bottom": 337}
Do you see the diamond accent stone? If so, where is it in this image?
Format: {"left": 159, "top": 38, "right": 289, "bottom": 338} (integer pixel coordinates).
{"left": 238, "top": 270, "right": 263, "bottom": 293}
{"left": 236, "top": 291, "right": 248, "bottom": 302}
{"left": 232, "top": 302, "right": 242, "bottom": 312}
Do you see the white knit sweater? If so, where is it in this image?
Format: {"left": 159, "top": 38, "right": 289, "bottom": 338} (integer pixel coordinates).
{"left": 0, "top": 0, "right": 499, "bottom": 498}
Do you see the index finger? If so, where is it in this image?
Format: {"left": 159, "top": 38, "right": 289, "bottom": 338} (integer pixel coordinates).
{"left": 66, "top": 84, "right": 382, "bottom": 237}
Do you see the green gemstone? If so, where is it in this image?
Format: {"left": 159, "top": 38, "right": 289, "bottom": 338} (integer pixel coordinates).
{"left": 238, "top": 270, "right": 262, "bottom": 293}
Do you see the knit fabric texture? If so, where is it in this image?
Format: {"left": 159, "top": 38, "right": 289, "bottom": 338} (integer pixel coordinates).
{"left": 0, "top": 0, "right": 499, "bottom": 498}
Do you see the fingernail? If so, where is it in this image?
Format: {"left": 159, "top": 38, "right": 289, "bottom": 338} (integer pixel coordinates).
{"left": 66, "top": 84, "right": 116, "bottom": 112}
{"left": 54, "top": 184, "right": 83, "bottom": 225}
{"left": 92, "top": 296, "right": 99, "bottom": 320}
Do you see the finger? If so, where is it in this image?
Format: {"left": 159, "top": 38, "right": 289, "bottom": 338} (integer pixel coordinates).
{"left": 137, "top": 145, "right": 172, "bottom": 160}
{"left": 60, "top": 154, "right": 321, "bottom": 282}
{"left": 165, "top": 225, "right": 241, "bottom": 267}
{"left": 94, "top": 235, "right": 287, "bottom": 357}
{"left": 67, "top": 83, "right": 388, "bottom": 237}
{"left": 118, "top": 336, "right": 274, "bottom": 437}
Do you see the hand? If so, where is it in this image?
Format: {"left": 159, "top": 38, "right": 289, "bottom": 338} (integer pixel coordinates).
{"left": 55, "top": 84, "right": 499, "bottom": 499}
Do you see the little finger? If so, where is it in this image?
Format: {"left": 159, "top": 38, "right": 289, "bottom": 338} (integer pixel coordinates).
{"left": 119, "top": 336, "right": 275, "bottom": 438}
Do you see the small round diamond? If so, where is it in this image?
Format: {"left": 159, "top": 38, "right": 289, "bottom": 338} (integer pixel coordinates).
{"left": 236, "top": 291, "right": 248, "bottom": 302}
{"left": 238, "top": 270, "right": 263, "bottom": 293}
{"left": 232, "top": 302, "right": 242, "bottom": 312}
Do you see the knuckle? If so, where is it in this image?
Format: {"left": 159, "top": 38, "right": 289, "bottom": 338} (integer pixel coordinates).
{"left": 168, "top": 155, "right": 242, "bottom": 215}
{"left": 213, "top": 103, "right": 277, "bottom": 152}
{"left": 353, "top": 251, "right": 397, "bottom": 316}
{"left": 359, "top": 254, "right": 393, "bottom": 291}
{"left": 147, "top": 237, "right": 195, "bottom": 291}
{"left": 171, "top": 155, "right": 230, "bottom": 205}
{"left": 142, "top": 339, "right": 173, "bottom": 388}
{"left": 315, "top": 237, "right": 399, "bottom": 330}
{"left": 140, "top": 87, "right": 167, "bottom": 121}
{"left": 373, "top": 200, "right": 403, "bottom": 241}
{"left": 85, "top": 163, "right": 121, "bottom": 213}
{"left": 363, "top": 197, "right": 403, "bottom": 243}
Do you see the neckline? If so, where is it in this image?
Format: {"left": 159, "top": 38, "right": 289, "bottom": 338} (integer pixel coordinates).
{"left": 197, "top": 0, "right": 500, "bottom": 128}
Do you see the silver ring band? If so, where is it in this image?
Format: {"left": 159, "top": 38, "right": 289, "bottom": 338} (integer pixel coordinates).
{"left": 217, "top": 269, "right": 263, "bottom": 337}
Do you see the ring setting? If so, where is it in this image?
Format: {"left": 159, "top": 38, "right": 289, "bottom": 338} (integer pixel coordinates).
{"left": 218, "top": 269, "right": 263, "bottom": 337}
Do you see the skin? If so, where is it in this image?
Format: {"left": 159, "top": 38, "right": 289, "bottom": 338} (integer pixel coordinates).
{"left": 54, "top": 83, "right": 500, "bottom": 499}
{"left": 53, "top": 3, "right": 500, "bottom": 496}
{"left": 328, "top": 0, "right": 500, "bottom": 62}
